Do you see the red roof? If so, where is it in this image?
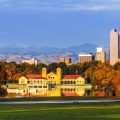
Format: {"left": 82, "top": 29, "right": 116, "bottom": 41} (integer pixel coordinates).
{"left": 26, "top": 74, "right": 45, "bottom": 79}
{"left": 63, "top": 75, "right": 80, "bottom": 79}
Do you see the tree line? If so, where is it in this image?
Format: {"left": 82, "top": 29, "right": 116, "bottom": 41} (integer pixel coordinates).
{"left": 0, "top": 61, "right": 120, "bottom": 96}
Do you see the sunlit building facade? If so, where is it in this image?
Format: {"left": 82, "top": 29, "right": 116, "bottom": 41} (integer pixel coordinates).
{"left": 22, "top": 58, "right": 38, "bottom": 65}
{"left": 6, "top": 68, "right": 92, "bottom": 97}
{"left": 59, "top": 57, "right": 72, "bottom": 65}
{"left": 78, "top": 53, "right": 94, "bottom": 63}
{"left": 110, "top": 29, "right": 120, "bottom": 65}
{"left": 96, "top": 47, "right": 106, "bottom": 63}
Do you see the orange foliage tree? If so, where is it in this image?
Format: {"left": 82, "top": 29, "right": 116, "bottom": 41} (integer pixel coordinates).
{"left": 112, "top": 71, "right": 120, "bottom": 96}
{"left": 92, "top": 62, "right": 115, "bottom": 96}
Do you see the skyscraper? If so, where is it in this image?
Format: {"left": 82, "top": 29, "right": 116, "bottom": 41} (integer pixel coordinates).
{"left": 96, "top": 47, "right": 106, "bottom": 63}
{"left": 110, "top": 29, "right": 120, "bottom": 65}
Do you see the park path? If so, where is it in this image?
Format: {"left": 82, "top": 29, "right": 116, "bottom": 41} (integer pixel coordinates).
{"left": 0, "top": 99, "right": 120, "bottom": 104}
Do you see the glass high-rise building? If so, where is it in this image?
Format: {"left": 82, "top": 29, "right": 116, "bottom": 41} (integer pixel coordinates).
{"left": 110, "top": 29, "right": 120, "bottom": 65}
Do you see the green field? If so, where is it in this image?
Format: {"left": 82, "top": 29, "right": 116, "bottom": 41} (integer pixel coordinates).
{"left": 0, "top": 102, "right": 120, "bottom": 120}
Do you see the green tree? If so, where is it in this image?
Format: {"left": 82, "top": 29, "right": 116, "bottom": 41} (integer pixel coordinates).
{"left": 0, "top": 66, "right": 7, "bottom": 84}
{"left": 113, "top": 62, "right": 120, "bottom": 71}
{"left": 58, "top": 62, "right": 68, "bottom": 75}
{"left": 0, "top": 87, "right": 7, "bottom": 96}
{"left": 37, "top": 63, "right": 47, "bottom": 74}
{"left": 48, "top": 62, "right": 58, "bottom": 73}
{"left": 68, "top": 64, "right": 81, "bottom": 74}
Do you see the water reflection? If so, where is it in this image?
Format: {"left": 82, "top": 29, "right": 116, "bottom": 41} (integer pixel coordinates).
{"left": 6, "top": 85, "right": 91, "bottom": 98}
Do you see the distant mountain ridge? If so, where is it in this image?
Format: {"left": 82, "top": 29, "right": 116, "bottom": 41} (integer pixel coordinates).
{"left": 0, "top": 43, "right": 97, "bottom": 55}
{"left": 0, "top": 43, "right": 108, "bottom": 64}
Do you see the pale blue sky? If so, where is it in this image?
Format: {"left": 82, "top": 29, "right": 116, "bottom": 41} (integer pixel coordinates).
{"left": 0, "top": 0, "right": 120, "bottom": 48}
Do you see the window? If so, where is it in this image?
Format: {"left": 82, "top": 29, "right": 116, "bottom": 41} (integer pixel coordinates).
{"left": 69, "top": 81, "right": 72, "bottom": 84}
{"left": 43, "top": 86, "right": 47, "bottom": 88}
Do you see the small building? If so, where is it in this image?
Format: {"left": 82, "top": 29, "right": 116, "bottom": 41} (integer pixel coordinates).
{"left": 59, "top": 57, "right": 72, "bottom": 65}
{"left": 78, "top": 53, "right": 94, "bottom": 63}
{"left": 22, "top": 58, "right": 38, "bottom": 65}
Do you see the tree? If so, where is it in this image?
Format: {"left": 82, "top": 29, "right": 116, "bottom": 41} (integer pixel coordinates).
{"left": 113, "top": 62, "right": 120, "bottom": 71}
{"left": 82, "top": 61, "right": 99, "bottom": 83}
{"left": 37, "top": 63, "right": 47, "bottom": 74}
{"left": 0, "top": 87, "right": 7, "bottom": 96}
{"left": 84, "top": 66, "right": 94, "bottom": 84}
{"left": 68, "top": 64, "right": 81, "bottom": 74}
{"left": 0, "top": 66, "right": 7, "bottom": 84}
{"left": 112, "top": 71, "right": 120, "bottom": 96}
{"left": 48, "top": 62, "right": 58, "bottom": 73}
{"left": 18, "top": 63, "right": 32, "bottom": 75}
{"left": 92, "top": 62, "right": 115, "bottom": 96}
{"left": 58, "top": 62, "right": 68, "bottom": 75}
{"left": 16, "top": 64, "right": 25, "bottom": 73}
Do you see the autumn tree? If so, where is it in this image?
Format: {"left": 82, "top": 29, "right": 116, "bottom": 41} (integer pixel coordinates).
{"left": 0, "top": 66, "right": 7, "bottom": 84}
{"left": 113, "top": 62, "right": 120, "bottom": 71}
{"left": 92, "top": 62, "right": 115, "bottom": 96}
{"left": 112, "top": 71, "right": 120, "bottom": 96}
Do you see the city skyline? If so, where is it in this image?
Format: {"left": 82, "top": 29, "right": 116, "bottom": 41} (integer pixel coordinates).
{"left": 0, "top": 0, "right": 120, "bottom": 48}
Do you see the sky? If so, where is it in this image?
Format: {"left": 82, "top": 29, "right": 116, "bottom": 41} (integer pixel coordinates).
{"left": 0, "top": 0, "right": 120, "bottom": 48}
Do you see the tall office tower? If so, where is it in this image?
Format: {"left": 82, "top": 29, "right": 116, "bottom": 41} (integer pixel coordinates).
{"left": 110, "top": 29, "right": 120, "bottom": 65}
{"left": 96, "top": 47, "right": 106, "bottom": 63}
{"left": 78, "top": 53, "right": 94, "bottom": 63}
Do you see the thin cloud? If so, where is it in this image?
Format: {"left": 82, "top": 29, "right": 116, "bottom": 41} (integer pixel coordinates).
{"left": 0, "top": 0, "right": 120, "bottom": 12}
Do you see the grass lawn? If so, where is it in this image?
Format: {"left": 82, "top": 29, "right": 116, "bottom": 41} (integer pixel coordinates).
{"left": 0, "top": 102, "right": 120, "bottom": 120}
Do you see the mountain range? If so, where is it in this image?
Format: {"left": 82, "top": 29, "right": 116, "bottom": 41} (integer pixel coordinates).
{"left": 0, "top": 43, "right": 108, "bottom": 64}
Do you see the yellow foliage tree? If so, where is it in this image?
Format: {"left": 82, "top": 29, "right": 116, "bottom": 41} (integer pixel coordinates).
{"left": 112, "top": 71, "right": 120, "bottom": 96}
{"left": 92, "top": 62, "right": 115, "bottom": 96}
